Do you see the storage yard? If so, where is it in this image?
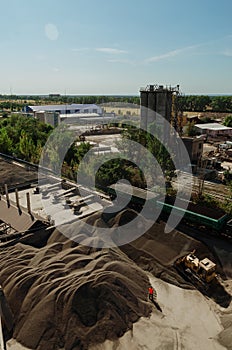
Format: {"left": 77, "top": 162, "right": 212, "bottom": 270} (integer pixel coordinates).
{"left": 0, "top": 157, "right": 231, "bottom": 350}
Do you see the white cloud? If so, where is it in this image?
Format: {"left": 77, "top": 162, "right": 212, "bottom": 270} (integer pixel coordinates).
{"left": 96, "top": 47, "right": 128, "bottom": 54}
{"left": 108, "top": 58, "right": 135, "bottom": 64}
{"left": 145, "top": 45, "right": 199, "bottom": 63}
{"left": 146, "top": 49, "right": 182, "bottom": 62}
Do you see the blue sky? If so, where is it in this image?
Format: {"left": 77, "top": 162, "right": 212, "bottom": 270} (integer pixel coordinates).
{"left": 1, "top": 0, "right": 232, "bottom": 95}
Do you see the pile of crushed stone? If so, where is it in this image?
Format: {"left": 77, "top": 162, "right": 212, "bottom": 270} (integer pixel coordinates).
{"left": 0, "top": 207, "right": 230, "bottom": 349}
{"left": 0, "top": 158, "right": 38, "bottom": 191}
{"left": 0, "top": 229, "right": 152, "bottom": 350}
{"left": 219, "top": 309, "right": 232, "bottom": 350}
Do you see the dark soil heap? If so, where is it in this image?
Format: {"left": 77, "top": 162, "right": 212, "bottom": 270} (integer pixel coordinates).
{"left": 0, "top": 208, "right": 229, "bottom": 349}
{"left": 0, "top": 228, "right": 152, "bottom": 350}
{"left": 0, "top": 158, "right": 38, "bottom": 191}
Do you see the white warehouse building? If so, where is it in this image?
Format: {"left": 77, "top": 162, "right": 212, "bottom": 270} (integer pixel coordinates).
{"left": 195, "top": 123, "right": 232, "bottom": 137}
{"left": 25, "top": 103, "right": 102, "bottom": 115}
{"left": 24, "top": 104, "right": 103, "bottom": 127}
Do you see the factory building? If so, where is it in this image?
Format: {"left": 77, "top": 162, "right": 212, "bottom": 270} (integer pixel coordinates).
{"left": 195, "top": 123, "right": 232, "bottom": 137}
{"left": 60, "top": 113, "right": 116, "bottom": 128}
{"left": 35, "top": 111, "right": 60, "bottom": 127}
{"left": 24, "top": 104, "right": 103, "bottom": 127}
{"left": 140, "top": 84, "right": 180, "bottom": 130}
{"left": 24, "top": 103, "right": 102, "bottom": 116}
{"left": 35, "top": 111, "right": 118, "bottom": 128}
{"left": 181, "top": 136, "right": 204, "bottom": 164}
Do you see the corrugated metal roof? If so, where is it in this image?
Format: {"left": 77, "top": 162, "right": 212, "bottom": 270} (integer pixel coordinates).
{"left": 195, "top": 123, "right": 232, "bottom": 131}
{"left": 60, "top": 113, "right": 100, "bottom": 118}
{"left": 28, "top": 104, "right": 101, "bottom": 112}
{"left": 0, "top": 198, "right": 41, "bottom": 232}
{"left": 78, "top": 116, "right": 116, "bottom": 122}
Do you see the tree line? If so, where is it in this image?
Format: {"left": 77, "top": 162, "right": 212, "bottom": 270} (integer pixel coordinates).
{"left": 1, "top": 94, "right": 232, "bottom": 113}
{"left": 178, "top": 95, "right": 232, "bottom": 112}
{"left": 0, "top": 95, "right": 141, "bottom": 111}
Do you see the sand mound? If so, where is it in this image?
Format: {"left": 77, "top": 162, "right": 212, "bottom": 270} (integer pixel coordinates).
{"left": 0, "top": 233, "right": 152, "bottom": 350}
{"left": 91, "top": 275, "right": 226, "bottom": 350}
{"left": 219, "top": 325, "right": 232, "bottom": 349}
{"left": 219, "top": 310, "right": 232, "bottom": 350}
{"left": 0, "top": 207, "right": 231, "bottom": 349}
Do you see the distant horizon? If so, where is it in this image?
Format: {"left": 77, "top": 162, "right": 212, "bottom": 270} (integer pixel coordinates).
{"left": 0, "top": 92, "right": 232, "bottom": 98}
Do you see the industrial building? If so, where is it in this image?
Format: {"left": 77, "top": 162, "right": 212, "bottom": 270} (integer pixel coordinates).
{"left": 60, "top": 113, "right": 104, "bottom": 124}
{"left": 140, "top": 84, "right": 180, "bottom": 130}
{"left": 195, "top": 123, "right": 232, "bottom": 137}
{"left": 35, "top": 112, "right": 118, "bottom": 128}
{"left": 181, "top": 136, "right": 204, "bottom": 164}
{"left": 24, "top": 103, "right": 102, "bottom": 115}
{"left": 24, "top": 103, "right": 104, "bottom": 127}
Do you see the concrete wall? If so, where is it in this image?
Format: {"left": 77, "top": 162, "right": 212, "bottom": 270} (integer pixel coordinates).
{"left": 44, "top": 112, "right": 59, "bottom": 127}
{"left": 182, "top": 137, "right": 203, "bottom": 163}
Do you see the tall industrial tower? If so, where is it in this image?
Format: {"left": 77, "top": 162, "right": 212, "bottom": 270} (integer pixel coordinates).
{"left": 140, "top": 84, "right": 180, "bottom": 131}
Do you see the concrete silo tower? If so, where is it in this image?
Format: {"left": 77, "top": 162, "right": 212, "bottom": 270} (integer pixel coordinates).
{"left": 140, "top": 84, "right": 180, "bottom": 131}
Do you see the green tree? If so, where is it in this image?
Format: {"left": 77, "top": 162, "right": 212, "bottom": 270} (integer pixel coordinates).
{"left": 0, "top": 128, "right": 13, "bottom": 154}
{"left": 0, "top": 114, "right": 53, "bottom": 162}
{"left": 186, "top": 122, "right": 197, "bottom": 136}
{"left": 178, "top": 95, "right": 211, "bottom": 112}
{"left": 210, "top": 96, "right": 232, "bottom": 112}
{"left": 200, "top": 116, "right": 212, "bottom": 123}
{"left": 63, "top": 141, "right": 93, "bottom": 179}
{"left": 41, "top": 124, "right": 77, "bottom": 172}
{"left": 223, "top": 115, "right": 232, "bottom": 127}
{"left": 114, "top": 124, "right": 175, "bottom": 188}
{"left": 19, "top": 132, "right": 37, "bottom": 161}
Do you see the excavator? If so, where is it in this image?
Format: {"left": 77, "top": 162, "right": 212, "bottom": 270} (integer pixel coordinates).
{"left": 174, "top": 250, "right": 217, "bottom": 290}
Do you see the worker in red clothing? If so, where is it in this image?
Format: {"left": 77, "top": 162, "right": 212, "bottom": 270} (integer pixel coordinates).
{"left": 148, "top": 287, "right": 154, "bottom": 301}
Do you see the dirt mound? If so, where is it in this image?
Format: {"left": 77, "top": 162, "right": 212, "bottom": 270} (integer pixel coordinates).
{"left": 0, "top": 207, "right": 230, "bottom": 349}
{"left": 0, "top": 234, "right": 151, "bottom": 350}
{"left": 219, "top": 312, "right": 232, "bottom": 350}
{"left": 0, "top": 158, "right": 38, "bottom": 191}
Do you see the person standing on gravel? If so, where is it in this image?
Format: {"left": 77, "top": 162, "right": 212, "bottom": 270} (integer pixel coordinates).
{"left": 148, "top": 287, "right": 154, "bottom": 301}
